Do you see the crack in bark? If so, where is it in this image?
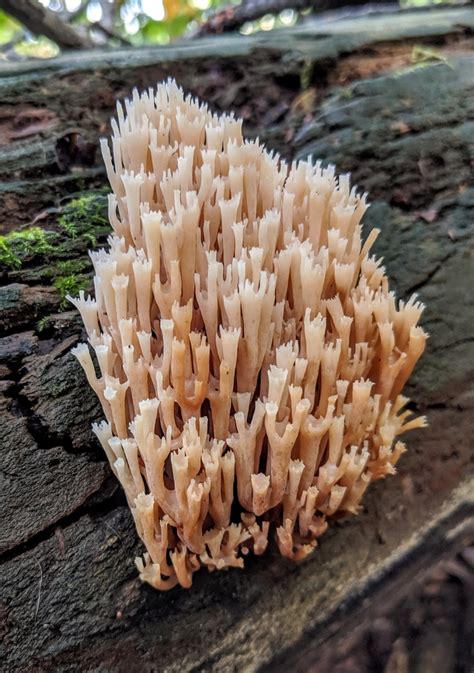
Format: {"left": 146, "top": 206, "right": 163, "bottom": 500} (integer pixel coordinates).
{"left": 0, "top": 478, "right": 125, "bottom": 565}
{"left": 405, "top": 249, "right": 456, "bottom": 295}
{"left": 431, "top": 336, "right": 474, "bottom": 353}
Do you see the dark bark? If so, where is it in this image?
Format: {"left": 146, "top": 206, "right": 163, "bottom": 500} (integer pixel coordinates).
{"left": 1, "top": 6, "right": 473, "bottom": 231}
{"left": 1, "top": 7, "right": 473, "bottom": 672}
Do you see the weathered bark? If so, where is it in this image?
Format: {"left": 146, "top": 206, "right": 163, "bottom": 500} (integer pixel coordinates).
{"left": 1, "top": 8, "right": 473, "bottom": 672}
{"left": 1, "top": 6, "right": 474, "bottom": 231}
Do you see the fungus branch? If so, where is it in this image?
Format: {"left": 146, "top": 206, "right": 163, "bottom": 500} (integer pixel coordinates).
{"left": 70, "top": 80, "right": 427, "bottom": 589}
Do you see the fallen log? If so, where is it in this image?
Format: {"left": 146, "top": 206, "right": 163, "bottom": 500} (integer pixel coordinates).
{"left": 1, "top": 7, "right": 473, "bottom": 672}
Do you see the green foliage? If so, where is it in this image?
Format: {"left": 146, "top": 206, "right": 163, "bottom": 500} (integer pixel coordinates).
{"left": 53, "top": 194, "right": 108, "bottom": 307}
{"left": 37, "top": 315, "right": 50, "bottom": 332}
{"left": 0, "top": 0, "right": 456, "bottom": 58}
{"left": 0, "top": 10, "right": 21, "bottom": 44}
{"left": 0, "top": 227, "right": 57, "bottom": 270}
{"left": 58, "top": 193, "right": 109, "bottom": 243}
{"left": 0, "top": 10, "right": 59, "bottom": 57}
{"left": 54, "top": 273, "right": 90, "bottom": 309}
{"left": 401, "top": 0, "right": 456, "bottom": 6}
{"left": 14, "top": 36, "right": 59, "bottom": 58}
{"left": 0, "top": 0, "right": 232, "bottom": 57}
{"left": 2, "top": 192, "right": 108, "bottom": 315}
{"left": 141, "top": 14, "right": 195, "bottom": 44}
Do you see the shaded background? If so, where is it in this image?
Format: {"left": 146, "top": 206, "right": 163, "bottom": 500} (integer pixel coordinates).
{"left": 0, "top": 0, "right": 469, "bottom": 56}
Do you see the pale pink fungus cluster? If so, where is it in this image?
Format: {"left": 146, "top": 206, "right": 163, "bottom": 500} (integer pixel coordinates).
{"left": 69, "top": 79, "right": 427, "bottom": 590}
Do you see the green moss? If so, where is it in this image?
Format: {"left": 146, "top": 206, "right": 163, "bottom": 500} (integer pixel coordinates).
{"left": 339, "top": 87, "right": 353, "bottom": 100}
{"left": 58, "top": 192, "right": 109, "bottom": 244}
{"left": 50, "top": 259, "right": 92, "bottom": 309}
{"left": 54, "top": 259, "right": 91, "bottom": 276}
{"left": 37, "top": 315, "right": 50, "bottom": 332}
{"left": 0, "top": 227, "right": 58, "bottom": 269}
{"left": 2, "top": 191, "right": 109, "bottom": 318}
{"left": 49, "top": 254, "right": 96, "bottom": 310}
{"left": 0, "top": 193, "right": 108, "bottom": 273}
{"left": 54, "top": 273, "right": 91, "bottom": 309}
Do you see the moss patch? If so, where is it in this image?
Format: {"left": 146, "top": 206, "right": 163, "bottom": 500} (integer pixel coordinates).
{"left": 0, "top": 227, "right": 57, "bottom": 269}
{"left": 1, "top": 191, "right": 110, "bottom": 314}
{"left": 58, "top": 192, "right": 109, "bottom": 245}
{"left": 1, "top": 193, "right": 109, "bottom": 272}
{"left": 52, "top": 260, "right": 91, "bottom": 309}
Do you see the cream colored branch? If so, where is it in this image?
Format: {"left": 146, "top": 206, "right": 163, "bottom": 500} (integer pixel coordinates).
{"left": 70, "top": 79, "right": 427, "bottom": 590}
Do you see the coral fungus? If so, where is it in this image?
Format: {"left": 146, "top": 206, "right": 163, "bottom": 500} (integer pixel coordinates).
{"left": 70, "top": 79, "right": 427, "bottom": 590}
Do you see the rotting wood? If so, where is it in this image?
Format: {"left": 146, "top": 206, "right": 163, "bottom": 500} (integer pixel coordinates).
{"left": 1, "top": 8, "right": 473, "bottom": 672}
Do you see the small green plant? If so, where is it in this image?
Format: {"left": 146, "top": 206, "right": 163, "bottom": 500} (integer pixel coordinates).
{"left": 0, "top": 227, "right": 57, "bottom": 269}
{"left": 2, "top": 193, "right": 107, "bottom": 318}
{"left": 58, "top": 193, "right": 108, "bottom": 241}
{"left": 37, "top": 315, "right": 50, "bottom": 332}
{"left": 54, "top": 273, "right": 91, "bottom": 309}
{"left": 51, "top": 259, "right": 93, "bottom": 309}
{"left": 54, "top": 259, "right": 90, "bottom": 276}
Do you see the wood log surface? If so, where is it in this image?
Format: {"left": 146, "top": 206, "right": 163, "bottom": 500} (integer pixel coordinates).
{"left": 1, "top": 7, "right": 473, "bottom": 672}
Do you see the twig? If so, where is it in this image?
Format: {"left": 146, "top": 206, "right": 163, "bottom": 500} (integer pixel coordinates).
{"left": 91, "top": 22, "right": 131, "bottom": 46}
{"left": 0, "top": 0, "right": 95, "bottom": 50}
{"left": 192, "top": 0, "right": 331, "bottom": 35}
{"left": 34, "top": 558, "right": 43, "bottom": 621}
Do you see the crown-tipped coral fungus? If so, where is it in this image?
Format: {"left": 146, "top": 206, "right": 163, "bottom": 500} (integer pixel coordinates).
{"left": 69, "top": 79, "right": 427, "bottom": 590}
